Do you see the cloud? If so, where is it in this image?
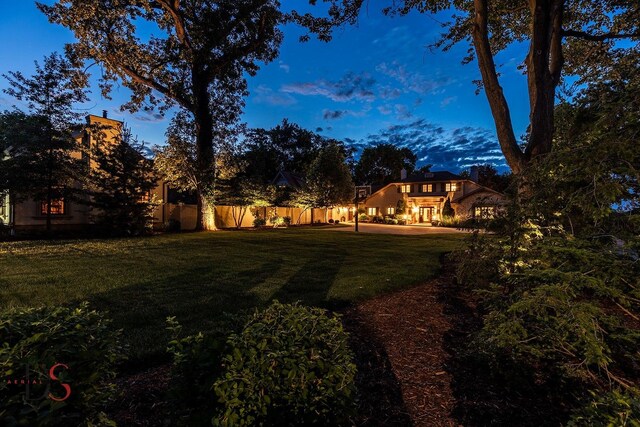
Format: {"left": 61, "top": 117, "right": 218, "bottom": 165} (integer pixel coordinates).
{"left": 376, "top": 61, "right": 453, "bottom": 95}
{"left": 253, "top": 85, "right": 297, "bottom": 106}
{"left": 348, "top": 119, "right": 507, "bottom": 172}
{"left": 379, "top": 86, "right": 402, "bottom": 100}
{"left": 316, "top": 127, "right": 323, "bottom": 132}
{"left": 378, "top": 105, "right": 393, "bottom": 115}
{"left": 282, "top": 71, "right": 376, "bottom": 102}
{"left": 323, "top": 109, "right": 345, "bottom": 120}
{"left": 440, "top": 96, "right": 457, "bottom": 107}
{"left": 133, "top": 111, "right": 164, "bottom": 123}
{"left": 279, "top": 61, "right": 290, "bottom": 73}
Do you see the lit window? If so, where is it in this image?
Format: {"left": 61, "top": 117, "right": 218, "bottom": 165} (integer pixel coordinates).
{"left": 474, "top": 206, "right": 495, "bottom": 219}
{"left": 400, "top": 184, "right": 411, "bottom": 193}
{"left": 367, "top": 207, "right": 377, "bottom": 216}
{"left": 421, "top": 184, "right": 433, "bottom": 193}
{"left": 445, "top": 183, "right": 458, "bottom": 192}
{"left": 387, "top": 207, "right": 395, "bottom": 215}
{"left": 41, "top": 198, "right": 65, "bottom": 215}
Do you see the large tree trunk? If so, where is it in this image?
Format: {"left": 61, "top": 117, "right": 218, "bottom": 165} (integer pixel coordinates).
{"left": 471, "top": 0, "right": 564, "bottom": 175}
{"left": 192, "top": 69, "right": 217, "bottom": 231}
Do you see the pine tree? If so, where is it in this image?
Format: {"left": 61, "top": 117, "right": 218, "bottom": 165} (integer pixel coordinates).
{"left": 87, "top": 126, "right": 157, "bottom": 236}
{"left": 442, "top": 197, "right": 454, "bottom": 218}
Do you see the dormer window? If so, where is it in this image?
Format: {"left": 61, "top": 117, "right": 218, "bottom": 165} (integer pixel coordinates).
{"left": 400, "top": 184, "right": 411, "bottom": 193}
{"left": 445, "top": 183, "right": 457, "bottom": 192}
{"left": 421, "top": 184, "right": 433, "bottom": 193}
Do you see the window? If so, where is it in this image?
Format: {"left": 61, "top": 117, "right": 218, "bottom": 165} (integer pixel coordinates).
{"left": 367, "top": 207, "right": 377, "bottom": 216}
{"left": 41, "top": 198, "right": 65, "bottom": 215}
{"left": 387, "top": 207, "right": 395, "bottom": 215}
{"left": 421, "top": 184, "right": 433, "bottom": 193}
{"left": 400, "top": 184, "right": 411, "bottom": 193}
{"left": 445, "top": 182, "right": 458, "bottom": 192}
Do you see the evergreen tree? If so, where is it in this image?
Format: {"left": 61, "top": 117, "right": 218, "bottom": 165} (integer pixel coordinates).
{"left": 442, "top": 197, "right": 454, "bottom": 218}
{"left": 87, "top": 126, "right": 157, "bottom": 235}
{"left": 1, "top": 52, "right": 89, "bottom": 234}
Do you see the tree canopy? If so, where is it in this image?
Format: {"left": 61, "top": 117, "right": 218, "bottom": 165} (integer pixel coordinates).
{"left": 39, "top": 0, "right": 285, "bottom": 229}
{"left": 354, "top": 143, "right": 417, "bottom": 186}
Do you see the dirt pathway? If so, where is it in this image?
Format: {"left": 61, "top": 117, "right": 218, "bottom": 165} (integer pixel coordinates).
{"left": 344, "top": 263, "right": 459, "bottom": 427}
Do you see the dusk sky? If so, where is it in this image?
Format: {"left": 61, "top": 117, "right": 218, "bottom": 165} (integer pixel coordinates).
{"left": 0, "top": 2, "right": 533, "bottom": 173}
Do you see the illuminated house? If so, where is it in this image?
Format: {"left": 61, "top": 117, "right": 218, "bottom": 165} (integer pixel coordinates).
{"left": 2, "top": 112, "right": 124, "bottom": 232}
{"left": 362, "top": 168, "right": 506, "bottom": 224}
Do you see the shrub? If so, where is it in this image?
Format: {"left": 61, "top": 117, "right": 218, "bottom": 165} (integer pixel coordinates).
{"left": 329, "top": 219, "right": 335, "bottom": 224}
{"left": 163, "top": 218, "right": 181, "bottom": 232}
{"left": 0, "top": 303, "right": 124, "bottom": 426}
{"left": 166, "top": 315, "right": 243, "bottom": 426}
{"left": 335, "top": 220, "right": 340, "bottom": 224}
{"left": 358, "top": 214, "right": 369, "bottom": 222}
{"left": 213, "top": 301, "right": 357, "bottom": 426}
{"left": 282, "top": 216, "right": 291, "bottom": 226}
{"left": 568, "top": 390, "right": 640, "bottom": 426}
{"left": 439, "top": 215, "right": 461, "bottom": 227}
{"left": 253, "top": 217, "right": 266, "bottom": 227}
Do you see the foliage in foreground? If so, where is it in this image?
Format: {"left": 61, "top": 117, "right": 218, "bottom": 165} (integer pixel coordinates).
{"left": 0, "top": 303, "right": 124, "bottom": 426}
{"left": 165, "top": 302, "right": 357, "bottom": 426}
{"left": 210, "top": 301, "right": 357, "bottom": 426}
{"left": 454, "top": 212, "right": 640, "bottom": 425}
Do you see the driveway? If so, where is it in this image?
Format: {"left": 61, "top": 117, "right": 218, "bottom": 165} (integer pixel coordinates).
{"left": 324, "top": 223, "right": 470, "bottom": 235}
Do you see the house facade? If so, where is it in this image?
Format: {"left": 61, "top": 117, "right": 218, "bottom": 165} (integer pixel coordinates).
{"left": 362, "top": 169, "right": 505, "bottom": 224}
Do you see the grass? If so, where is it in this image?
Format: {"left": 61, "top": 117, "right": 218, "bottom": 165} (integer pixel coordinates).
{"left": 0, "top": 228, "right": 464, "bottom": 364}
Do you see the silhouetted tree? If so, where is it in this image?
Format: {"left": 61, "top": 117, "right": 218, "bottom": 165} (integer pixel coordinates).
{"left": 354, "top": 143, "right": 417, "bottom": 185}
{"left": 87, "top": 126, "right": 157, "bottom": 235}
{"left": 2, "top": 52, "right": 89, "bottom": 234}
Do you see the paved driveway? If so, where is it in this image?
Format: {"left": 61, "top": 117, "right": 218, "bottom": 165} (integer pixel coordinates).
{"left": 324, "top": 223, "right": 470, "bottom": 235}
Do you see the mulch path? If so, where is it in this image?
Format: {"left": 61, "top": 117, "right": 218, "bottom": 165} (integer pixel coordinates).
{"left": 344, "top": 260, "right": 461, "bottom": 427}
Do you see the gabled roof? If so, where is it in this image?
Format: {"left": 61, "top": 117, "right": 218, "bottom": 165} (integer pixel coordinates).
{"left": 453, "top": 186, "right": 506, "bottom": 203}
{"left": 272, "top": 170, "right": 304, "bottom": 190}
{"left": 399, "top": 170, "right": 464, "bottom": 183}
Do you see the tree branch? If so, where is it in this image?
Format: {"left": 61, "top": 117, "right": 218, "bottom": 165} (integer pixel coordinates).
{"left": 471, "top": 0, "right": 525, "bottom": 173}
{"left": 109, "top": 56, "right": 192, "bottom": 110}
{"left": 562, "top": 29, "right": 640, "bottom": 41}
{"left": 153, "top": 0, "right": 193, "bottom": 52}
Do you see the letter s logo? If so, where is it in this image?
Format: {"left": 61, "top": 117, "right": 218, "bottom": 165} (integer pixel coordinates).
{"left": 48, "top": 363, "right": 71, "bottom": 402}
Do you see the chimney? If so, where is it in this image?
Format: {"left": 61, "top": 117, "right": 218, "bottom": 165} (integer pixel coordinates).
{"left": 470, "top": 165, "right": 479, "bottom": 183}
{"left": 400, "top": 168, "right": 407, "bottom": 180}
{"left": 102, "top": 109, "right": 108, "bottom": 119}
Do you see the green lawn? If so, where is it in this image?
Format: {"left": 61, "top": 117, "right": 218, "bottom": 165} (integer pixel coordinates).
{"left": 0, "top": 229, "right": 463, "bottom": 363}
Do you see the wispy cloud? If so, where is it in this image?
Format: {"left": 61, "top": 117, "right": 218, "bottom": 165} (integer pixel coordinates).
{"left": 440, "top": 96, "right": 457, "bottom": 107}
{"left": 347, "top": 119, "right": 506, "bottom": 172}
{"left": 376, "top": 61, "right": 453, "bottom": 95}
{"left": 279, "top": 61, "right": 290, "bottom": 73}
{"left": 282, "top": 71, "right": 376, "bottom": 102}
{"left": 253, "top": 85, "right": 297, "bottom": 106}
{"left": 322, "top": 108, "right": 367, "bottom": 120}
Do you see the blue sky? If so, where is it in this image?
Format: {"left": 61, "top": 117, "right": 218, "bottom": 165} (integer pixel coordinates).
{"left": 0, "top": 2, "right": 533, "bottom": 172}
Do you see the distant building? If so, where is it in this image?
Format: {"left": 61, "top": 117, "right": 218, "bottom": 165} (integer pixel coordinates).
{"left": 362, "top": 167, "right": 506, "bottom": 223}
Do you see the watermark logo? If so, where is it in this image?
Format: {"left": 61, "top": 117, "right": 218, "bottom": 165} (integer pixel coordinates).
{"left": 5, "top": 362, "right": 72, "bottom": 402}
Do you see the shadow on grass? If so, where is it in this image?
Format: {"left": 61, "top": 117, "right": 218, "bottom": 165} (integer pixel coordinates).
{"left": 84, "top": 259, "right": 284, "bottom": 368}
{"left": 271, "top": 249, "right": 346, "bottom": 307}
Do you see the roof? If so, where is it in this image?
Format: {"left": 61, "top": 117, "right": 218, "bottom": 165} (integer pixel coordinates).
{"left": 452, "top": 186, "right": 506, "bottom": 203}
{"left": 399, "top": 170, "right": 464, "bottom": 183}
{"left": 272, "top": 170, "right": 304, "bottom": 190}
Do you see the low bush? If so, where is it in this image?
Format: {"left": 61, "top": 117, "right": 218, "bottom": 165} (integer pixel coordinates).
{"left": 166, "top": 315, "right": 244, "bottom": 426}
{"left": 213, "top": 301, "right": 357, "bottom": 426}
{"left": 335, "top": 220, "right": 340, "bottom": 224}
{"left": 282, "top": 216, "right": 292, "bottom": 226}
{"left": 329, "top": 219, "right": 335, "bottom": 224}
{"left": 253, "top": 217, "right": 266, "bottom": 227}
{"left": 0, "top": 302, "right": 124, "bottom": 426}
{"left": 358, "top": 214, "right": 369, "bottom": 222}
